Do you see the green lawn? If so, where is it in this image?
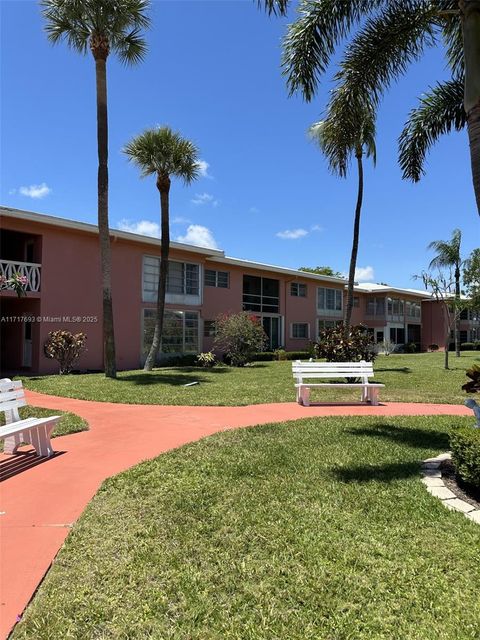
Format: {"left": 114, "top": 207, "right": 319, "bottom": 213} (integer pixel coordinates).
{"left": 23, "top": 351, "right": 479, "bottom": 406}
{"left": 12, "top": 415, "right": 480, "bottom": 639}
{"left": 0, "top": 406, "right": 88, "bottom": 451}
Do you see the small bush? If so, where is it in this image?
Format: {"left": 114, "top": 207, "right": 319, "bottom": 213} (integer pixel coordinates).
{"left": 428, "top": 344, "right": 439, "bottom": 352}
{"left": 462, "top": 364, "right": 480, "bottom": 393}
{"left": 405, "top": 342, "right": 417, "bottom": 353}
{"left": 43, "top": 330, "right": 87, "bottom": 374}
{"left": 380, "top": 339, "right": 396, "bottom": 356}
{"left": 450, "top": 426, "right": 480, "bottom": 488}
{"left": 274, "top": 348, "right": 287, "bottom": 361}
{"left": 196, "top": 352, "right": 216, "bottom": 368}
{"left": 284, "top": 351, "right": 312, "bottom": 361}
{"left": 460, "top": 342, "right": 476, "bottom": 351}
{"left": 252, "top": 351, "right": 275, "bottom": 362}
{"left": 214, "top": 312, "right": 268, "bottom": 367}
{"left": 313, "top": 323, "right": 376, "bottom": 363}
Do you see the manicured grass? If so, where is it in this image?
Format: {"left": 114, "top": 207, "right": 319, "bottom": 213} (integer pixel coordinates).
{"left": 23, "top": 351, "right": 479, "bottom": 406}
{"left": 12, "top": 415, "right": 480, "bottom": 639}
{"left": 0, "top": 406, "right": 88, "bottom": 451}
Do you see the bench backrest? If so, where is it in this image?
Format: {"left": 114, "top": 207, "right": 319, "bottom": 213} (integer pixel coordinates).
{"left": 292, "top": 360, "right": 374, "bottom": 383}
{"left": 0, "top": 378, "right": 27, "bottom": 424}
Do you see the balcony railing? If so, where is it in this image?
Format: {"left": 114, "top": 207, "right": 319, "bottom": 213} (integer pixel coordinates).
{"left": 0, "top": 260, "right": 41, "bottom": 292}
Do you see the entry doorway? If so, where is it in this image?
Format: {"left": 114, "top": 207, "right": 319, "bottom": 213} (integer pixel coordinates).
{"left": 262, "top": 315, "right": 282, "bottom": 351}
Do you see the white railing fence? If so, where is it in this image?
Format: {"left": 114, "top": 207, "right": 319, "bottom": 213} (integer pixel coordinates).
{"left": 0, "top": 260, "right": 41, "bottom": 292}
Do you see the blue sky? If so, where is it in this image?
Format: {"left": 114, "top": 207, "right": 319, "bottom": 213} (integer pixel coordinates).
{"left": 1, "top": 0, "right": 478, "bottom": 287}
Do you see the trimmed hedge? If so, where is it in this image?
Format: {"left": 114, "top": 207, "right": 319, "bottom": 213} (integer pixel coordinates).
{"left": 450, "top": 426, "right": 480, "bottom": 488}
{"left": 460, "top": 342, "right": 480, "bottom": 351}
{"left": 253, "top": 351, "right": 312, "bottom": 362}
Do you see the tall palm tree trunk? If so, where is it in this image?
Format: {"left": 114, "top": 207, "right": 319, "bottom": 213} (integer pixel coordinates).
{"left": 455, "top": 264, "right": 461, "bottom": 357}
{"left": 93, "top": 42, "right": 116, "bottom": 378}
{"left": 144, "top": 175, "right": 171, "bottom": 371}
{"left": 344, "top": 152, "right": 364, "bottom": 335}
{"left": 461, "top": 0, "right": 480, "bottom": 215}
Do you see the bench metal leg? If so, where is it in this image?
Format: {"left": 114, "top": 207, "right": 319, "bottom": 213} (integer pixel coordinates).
{"left": 299, "top": 387, "right": 310, "bottom": 407}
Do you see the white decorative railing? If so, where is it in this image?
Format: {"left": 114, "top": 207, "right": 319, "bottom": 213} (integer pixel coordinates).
{"left": 0, "top": 260, "right": 41, "bottom": 292}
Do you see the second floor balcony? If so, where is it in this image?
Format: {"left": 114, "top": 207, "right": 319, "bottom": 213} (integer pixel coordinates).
{"left": 0, "top": 259, "right": 41, "bottom": 293}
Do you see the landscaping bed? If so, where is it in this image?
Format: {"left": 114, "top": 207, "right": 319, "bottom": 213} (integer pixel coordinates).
{"left": 12, "top": 415, "right": 480, "bottom": 639}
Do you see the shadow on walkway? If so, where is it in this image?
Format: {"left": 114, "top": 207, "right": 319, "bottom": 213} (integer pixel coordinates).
{"left": 0, "top": 451, "right": 65, "bottom": 482}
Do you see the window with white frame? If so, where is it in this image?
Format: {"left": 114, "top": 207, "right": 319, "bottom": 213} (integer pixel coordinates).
{"left": 317, "top": 287, "right": 343, "bottom": 312}
{"left": 387, "top": 298, "right": 405, "bottom": 316}
{"left": 291, "top": 282, "right": 307, "bottom": 297}
{"left": 143, "top": 257, "right": 200, "bottom": 302}
{"left": 366, "top": 297, "right": 385, "bottom": 316}
{"left": 143, "top": 309, "right": 199, "bottom": 356}
{"left": 291, "top": 322, "right": 309, "bottom": 339}
{"left": 406, "top": 301, "right": 421, "bottom": 319}
{"left": 205, "top": 269, "right": 229, "bottom": 288}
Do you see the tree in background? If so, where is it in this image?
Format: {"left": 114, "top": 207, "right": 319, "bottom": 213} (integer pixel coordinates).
{"left": 214, "top": 312, "right": 267, "bottom": 367}
{"left": 41, "top": 0, "right": 151, "bottom": 378}
{"left": 299, "top": 266, "right": 343, "bottom": 277}
{"left": 124, "top": 126, "right": 200, "bottom": 371}
{"left": 309, "top": 104, "right": 376, "bottom": 336}
{"left": 428, "top": 229, "right": 463, "bottom": 356}
{"left": 463, "top": 247, "right": 480, "bottom": 308}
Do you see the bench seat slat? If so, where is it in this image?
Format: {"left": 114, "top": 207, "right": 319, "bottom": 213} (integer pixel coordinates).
{"left": 0, "top": 389, "right": 26, "bottom": 402}
{"left": 0, "top": 416, "right": 61, "bottom": 437}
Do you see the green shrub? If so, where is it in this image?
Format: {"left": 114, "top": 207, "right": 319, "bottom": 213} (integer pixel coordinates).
{"left": 462, "top": 364, "right": 480, "bottom": 393}
{"left": 43, "top": 330, "right": 87, "bottom": 374}
{"left": 196, "top": 352, "right": 216, "bottom": 368}
{"left": 405, "top": 342, "right": 417, "bottom": 353}
{"left": 284, "top": 351, "right": 312, "bottom": 361}
{"left": 274, "top": 348, "right": 287, "bottom": 361}
{"left": 158, "top": 354, "right": 198, "bottom": 367}
{"left": 252, "top": 351, "right": 275, "bottom": 362}
{"left": 214, "top": 312, "right": 268, "bottom": 367}
{"left": 313, "top": 323, "right": 376, "bottom": 363}
{"left": 428, "top": 344, "right": 439, "bottom": 352}
{"left": 450, "top": 426, "right": 480, "bottom": 488}
{"left": 460, "top": 342, "right": 476, "bottom": 351}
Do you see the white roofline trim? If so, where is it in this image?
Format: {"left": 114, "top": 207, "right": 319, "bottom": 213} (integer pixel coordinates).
{"left": 208, "top": 255, "right": 347, "bottom": 284}
{"left": 0, "top": 206, "right": 225, "bottom": 258}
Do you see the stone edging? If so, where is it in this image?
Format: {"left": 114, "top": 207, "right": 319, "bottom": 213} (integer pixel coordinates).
{"left": 422, "top": 452, "right": 480, "bottom": 524}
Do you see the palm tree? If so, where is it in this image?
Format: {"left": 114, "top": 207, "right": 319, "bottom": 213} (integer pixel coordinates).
{"left": 123, "top": 127, "right": 200, "bottom": 371}
{"left": 41, "top": 0, "right": 151, "bottom": 378}
{"left": 309, "top": 100, "right": 376, "bottom": 334}
{"left": 428, "top": 228, "right": 463, "bottom": 356}
{"left": 261, "top": 0, "right": 480, "bottom": 217}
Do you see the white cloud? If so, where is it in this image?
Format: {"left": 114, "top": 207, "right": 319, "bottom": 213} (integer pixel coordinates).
{"left": 311, "top": 224, "right": 323, "bottom": 232}
{"left": 191, "top": 192, "right": 219, "bottom": 206}
{"left": 195, "top": 159, "right": 211, "bottom": 178}
{"left": 118, "top": 219, "right": 160, "bottom": 237}
{"left": 354, "top": 266, "right": 375, "bottom": 282}
{"left": 171, "top": 216, "right": 192, "bottom": 225}
{"left": 276, "top": 228, "right": 308, "bottom": 240}
{"left": 176, "top": 224, "right": 218, "bottom": 249}
{"left": 18, "top": 182, "right": 51, "bottom": 199}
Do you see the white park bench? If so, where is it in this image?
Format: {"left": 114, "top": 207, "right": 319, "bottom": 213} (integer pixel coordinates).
{"left": 0, "top": 378, "right": 59, "bottom": 458}
{"left": 292, "top": 360, "right": 384, "bottom": 407}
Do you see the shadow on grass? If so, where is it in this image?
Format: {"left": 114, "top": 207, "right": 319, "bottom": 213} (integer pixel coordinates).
{"left": 345, "top": 423, "right": 449, "bottom": 450}
{"left": 375, "top": 367, "right": 411, "bottom": 374}
{"left": 332, "top": 460, "right": 420, "bottom": 483}
{"left": 117, "top": 372, "right": 218, "bottom": 386}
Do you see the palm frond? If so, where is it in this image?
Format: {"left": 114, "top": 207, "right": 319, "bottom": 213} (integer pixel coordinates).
{"left": 428, "top": 229, "right": 462, "bottom": 271}
{"left": 123, "top": 126, "right": 200, "bottom": 185}
{"left": 283, "top": 0, "right": 402, "bottom": 101}
{"left": 256, "top": 0, "right": 289, "bottom": 16}
{"left": 398, "top": 78, "right": 465, "bottom": 182}
{"left": 439, "top": 1, "right": 464, "bottom": 78}
{"left": 41, "top": 0, "right": 150, "bottom": 63}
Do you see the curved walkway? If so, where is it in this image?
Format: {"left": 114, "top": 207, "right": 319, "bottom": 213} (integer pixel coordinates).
{"left": 0, "top": 391, "right": 472, "bottom": 638}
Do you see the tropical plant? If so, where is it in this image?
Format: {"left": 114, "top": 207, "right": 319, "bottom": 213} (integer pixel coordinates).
{"left": 261, "top": 0, "right": 480, "bottom": 216}
{"left": 124, "top": 126, "right": 200, "bottom": 370}
{"left": 0, "top": 272, "right": 28, "bottom": 296}
{"left": 44, "top": 330, "right": 87, "bottom": 374}
{"left": 462, "top": 363, "right": 480, "bottom": 392}
{"left": 41, "top": 0, "right": 151, "bottom": 378}
{"left": 428, "top": 228, "right": 463, "bottom": 356}
{"left": 313, "top": 323, "right": 376, "bottom": 363}
{"left": 213, "top": 312, "right": 268, "bottom": 367}
{"left": 463, "top": 247, "right": 480, "bottom": 307}
{"left": 196, "top": 352, "right": 216, "bottom": 368}
{"left": 309, "top": 104, "right": 376, "bottom": 335}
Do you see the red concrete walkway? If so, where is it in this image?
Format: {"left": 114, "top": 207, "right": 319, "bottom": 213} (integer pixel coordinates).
{"left": 0, "top": 391, "right": 471, "bottom": 638}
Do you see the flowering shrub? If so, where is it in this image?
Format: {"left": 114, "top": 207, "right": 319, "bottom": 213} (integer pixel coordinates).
{"left": 313, "top": 323, "right": 376, "bottom": 363}
{"left": 0, "top": 273, "right": 28, "bottom": 297}
{"left": 196, "top": 351, "right": 216, "bottom": 368}
{"left": 214, "top": 312, "right": 267, "bottom": 366}
{"left": 43, "top": 330, "right": 87, "bottom": 374}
